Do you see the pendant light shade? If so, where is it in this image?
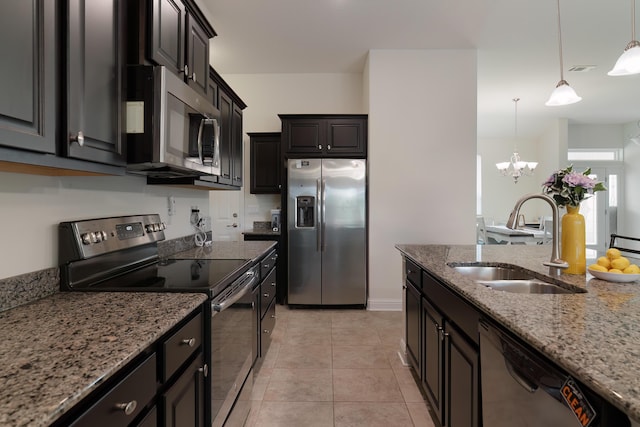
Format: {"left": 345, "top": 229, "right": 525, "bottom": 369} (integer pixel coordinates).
{"left": 546, "top": 0, "right": 582, "bottom": 106}
{"left": 609, "top": 0, "right": 640, "bottom": 76}
{"left": 545, "top": 79, "right": 582, "bottom": 106}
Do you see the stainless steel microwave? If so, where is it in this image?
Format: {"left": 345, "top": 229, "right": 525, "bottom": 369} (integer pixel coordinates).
{"left": 125, "top": 65, "right": 221, "bottom": 178}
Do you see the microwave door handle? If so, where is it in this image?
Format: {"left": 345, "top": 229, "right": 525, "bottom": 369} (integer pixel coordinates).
{"left": 197, "top": 117, "right": 205, "bottom": 165}
{"left": 212, "top": 118, "right": 220, "bottom": 169}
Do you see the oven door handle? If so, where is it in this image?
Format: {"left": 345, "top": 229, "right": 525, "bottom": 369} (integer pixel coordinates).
{"left": 212, "top": 272, "right": 257, "bottom": 313}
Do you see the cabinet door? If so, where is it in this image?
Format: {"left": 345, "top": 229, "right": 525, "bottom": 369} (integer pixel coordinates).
{"left": 283, "top": 119, "right": 323, "bottom": 154}
{"left": 162, "top": 354, "right": 206, "bottom": 427}
{"left": 250, "top": 133, "right": 281, "bottom": 194}
{"left": 231, "top": 104, "right": 243, "bottom": 187}
{"left": 149, "top": 0, "right": 185, "bottom": 76}
{"left": 325, "top": 118, "right": 366, "bottom": 156}
{"left": 217, "top": 91, "right": 233, "bottom": 185}
{"left": 0, "top": 1, "right": 56, "bottom": 154}
{"left": 65, "top": 0, "right": 126, "bottom": 166}
{"left": 404, "top": 281, "right": 421, "bottom": 374}
{"left": 185, "top": 14, "right": 209, "bottom": 98}
{"left": 444, "top": 324, "right": 479, "bottom": 427}
{"left": 422, "top": 298, "right": 444, "bottom": 425}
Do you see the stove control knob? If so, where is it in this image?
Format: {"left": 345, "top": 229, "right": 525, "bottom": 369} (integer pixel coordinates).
{"left": 94, "top": 232, "right": 102, "bottom": 243}
{"left": 145, "top": 224, "right": 153, "bottom": 233}
{"left": 89, "top": 232, "right": 97, "bottom": 243}
{"left": 100, "top": 231, "right": 108, "bottom": 241}
{"left": 81, "top": 233, "right": 91, "bottom": 245}
{"left": 160, "top": 222, "right": 166, "bottom": 230}
{"left": 153, "top": 223, "right": 159, "bottom": 232}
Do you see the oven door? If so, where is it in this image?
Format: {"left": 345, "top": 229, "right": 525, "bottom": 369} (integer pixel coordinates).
{"left": 210, "top": 267, "right": 258, "bottom": 427}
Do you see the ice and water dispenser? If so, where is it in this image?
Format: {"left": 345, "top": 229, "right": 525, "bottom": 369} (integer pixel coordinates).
{"left": 296, "top": 196, "right": 315, "bottom": 227}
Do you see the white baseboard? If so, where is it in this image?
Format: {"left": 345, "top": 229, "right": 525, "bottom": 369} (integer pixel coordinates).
{"left": 367, "top": 298, "right": 402, "bottom": 311}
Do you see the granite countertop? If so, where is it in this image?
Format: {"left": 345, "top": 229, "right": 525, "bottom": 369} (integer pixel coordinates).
{"left": 169, "top": 240, "right": 276, "bottom": 260}
{"left": 0, "top": 292, "right": 207, "bottom": 427}
{"left": 396, "top": 244, "right": 640, "bottom": 422}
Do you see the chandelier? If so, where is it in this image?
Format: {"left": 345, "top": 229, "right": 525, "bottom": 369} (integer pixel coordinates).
{"left": 496, "top": 98, "right": 538, "bottom": 183}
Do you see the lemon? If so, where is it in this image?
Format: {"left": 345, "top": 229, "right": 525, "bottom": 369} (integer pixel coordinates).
{"left": 608, "top": 268, "right": 623, "bottom": 274}
{"left": 606, "top": 248, "right": 622, "bottom": 260}
{"left": 596, "top": 256, "right": 611, "bottom": 269}
{"left": 610, "top": 257, "right": 630, "bottom": 271}
{"left": 623, "top": 264, "right": 640, "bottom": 274}
{"left": 589, "top": 264, "right": 608, "bottom": 272}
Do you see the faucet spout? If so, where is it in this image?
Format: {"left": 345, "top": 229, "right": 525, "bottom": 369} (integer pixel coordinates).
{"left": 506, "top": 193, "right": 569, "bottom": 271}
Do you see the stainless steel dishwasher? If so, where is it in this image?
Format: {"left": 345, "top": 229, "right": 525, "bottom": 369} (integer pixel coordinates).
{"left": 479, "top": 321, "right": 630, "bottom": 427}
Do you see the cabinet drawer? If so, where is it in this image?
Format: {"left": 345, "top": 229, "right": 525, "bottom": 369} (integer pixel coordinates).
{"left": 405, "top": 259, "right": 422, "bottom": 289}
{"left": 70, "top": 353, "right": 157, "bottom": 427}
{"left": 261, "top": 299, "right": 276, "bottom": 357}
{"left": 422, "top": 271, "right": 480, "bottom": 345}
{"left": 260, "top": 268, "right": 277, "bottom": 319}
{"left": 260, "top": 249, "right": 278, "bottom": 279}
{"left": 161, "top": 312, "right": 202, "bottom": 382}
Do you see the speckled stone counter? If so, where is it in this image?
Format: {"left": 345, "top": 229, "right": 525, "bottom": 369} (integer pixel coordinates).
{"left": 169, "top": 240, "right": 276, "bottom": 261}
{"left": 242, "top": 229, "right": 281, "bottom": 237}
{"left": 396, "top": 244, "right": 640, "bottom": 423}
{"left": 0, "top": 292, "right": 207, "bottom": 427}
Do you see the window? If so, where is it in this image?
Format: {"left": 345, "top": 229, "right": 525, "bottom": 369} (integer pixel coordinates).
{"left": 568, "top": 149, "right": 621, "bottom": 162}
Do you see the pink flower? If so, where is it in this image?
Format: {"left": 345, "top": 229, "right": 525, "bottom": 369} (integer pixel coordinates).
{"left": 562, "top": 172, "right": 596, "bottom": 189}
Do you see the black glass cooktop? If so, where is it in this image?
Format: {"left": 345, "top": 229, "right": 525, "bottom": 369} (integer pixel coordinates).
{"left": 87, "top": 258, "right": 252, "bottom": 298}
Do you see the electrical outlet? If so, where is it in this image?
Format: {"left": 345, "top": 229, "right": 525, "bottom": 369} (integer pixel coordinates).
{"left": 167, "top": 196, "right": 176, "bottom": 216}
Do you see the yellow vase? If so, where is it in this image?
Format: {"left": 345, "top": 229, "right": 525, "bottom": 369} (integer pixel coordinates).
{"left": 561, "top": 205, "right": 586, "bottom": 274}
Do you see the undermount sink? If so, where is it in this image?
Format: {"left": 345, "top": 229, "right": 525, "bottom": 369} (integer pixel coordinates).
{"left": 450, "top": 265, "right": 534, "bottom": 281}
{"left": 449, "top": 264, "right": 585, "bottom": 295}
{"left": 476, "top": 279, "right": 575, "bottom": 294}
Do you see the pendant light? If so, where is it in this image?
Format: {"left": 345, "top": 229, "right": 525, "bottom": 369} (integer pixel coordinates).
{"left": 496, "top": 98, "right": 538, "bottom": 183}
{"left": 546, "top": 0, "right": 582, "bottom": 106}
{"left": 609, "top": 0, "right": 640, "bottom": 76}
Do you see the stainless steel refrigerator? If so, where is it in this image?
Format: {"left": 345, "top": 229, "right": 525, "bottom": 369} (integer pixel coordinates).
{"left": 287, "top": 158, "right": 367, "bottom": 305}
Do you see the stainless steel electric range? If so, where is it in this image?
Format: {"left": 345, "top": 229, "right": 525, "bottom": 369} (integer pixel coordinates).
{"left": 59, "top": 214, "right": 257, "bottom": 427}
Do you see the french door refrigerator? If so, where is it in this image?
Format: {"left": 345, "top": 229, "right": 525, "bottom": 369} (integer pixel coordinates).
{"left": 287, "top": 158, "right": 367, "bottom": 305}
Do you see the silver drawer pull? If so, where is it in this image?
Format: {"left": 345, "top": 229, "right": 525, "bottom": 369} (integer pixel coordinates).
{"left": 263, "top": 293, "right": 270, "bottom": 298}
{"left": 263, "top": 329, "right": 270, "bottom": 334}
{"left": 271, "top": 282, "right": 276, "bottom": 287}
{"left": 271, "top": 314, "right": 276, "bottom": 319}
{"left": 198, "top": 363, "right": 209, "bottom": 378}
{"left": 115, "top": 400, "right": 137, "bottom": 415}
{"left": 70, "top": 131, "right": 84, "bottom": 147}
{"left": 181, "top": 338, "right": 196, "bottom": 347}
{"left": 264, "top": 264, "right": 269, "bottom": 268}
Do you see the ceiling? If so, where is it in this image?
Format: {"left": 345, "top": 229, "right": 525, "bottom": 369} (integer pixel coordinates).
{"left": 198, "top": 0, "right": 640, "bottom": 140}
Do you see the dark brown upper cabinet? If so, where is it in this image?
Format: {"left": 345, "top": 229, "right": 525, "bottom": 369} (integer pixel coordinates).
{"left": 128, "top": 0, "right": 216, "bottom": 99}
{"left": 0, "top": 1, "right": 57, "bottom": 155}
{"left": 249, "top": 132, "right": 281, "bottom": 194}
{"left": 279, "top": 114, "right": 367, "bottom": 158}
{"left": 63, "top": 0, "right": 127, "bottom": 167}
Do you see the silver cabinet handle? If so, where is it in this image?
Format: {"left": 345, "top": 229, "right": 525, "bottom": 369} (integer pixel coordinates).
{"left": 190, "top": 72, "right": 197, "bottom": 83}
{"left": 115, "top": 400, "right": 137, "bottom": 415}
{"left": 198, "top": 363, "right": 209, "bottom": 378}
{"left": 182, "top": 64, "right": 189, "bottom": 76}
{"left": 70, "top": 131, "right": 84, "bottom": 147}
{"left": 318, "top": 144, "right": 322, "bottom": 149}
{"left": 271, "top": 314, "right": 276, "bottom": 319}
{"left": 263, "top": 293, "right": 270, "bottom": 298}
{"left": 226, "top": 223, "right": 238, "bottom": 228}
{"left": 327, "top": 144, "right": 331, "bottom": 150}
{"left": 263, "top": 329, "right": 271, "bottom": 334}
{"left": 181, "top": 338, "right": 196, "bottom": 347}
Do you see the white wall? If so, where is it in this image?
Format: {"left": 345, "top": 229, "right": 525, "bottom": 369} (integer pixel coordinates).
{"left": 367, "top": 49, "right": 477, "bottom": 309}
{"left": 623, "top": 122, "right": 640, "bottom": 237}
{"left": 568, "top": 124, "right": 624, "bottom": 149}
{"left": 0, "top": 172, "right": 209, "bottom": 279}
{"left": 217, "top": 73, "right": 365, "bottom": 228}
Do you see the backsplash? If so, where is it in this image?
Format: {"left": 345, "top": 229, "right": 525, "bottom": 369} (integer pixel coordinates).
{"left": 0, "top": 233, "right": 208, "bottom": 312}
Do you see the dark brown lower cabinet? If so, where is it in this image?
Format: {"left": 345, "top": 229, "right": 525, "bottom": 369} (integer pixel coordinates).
{"left": 402, "top": 256, "right": 480, "bottom": 427}
{"left": 162, "top": 353, "right": 206, "bottom": 427}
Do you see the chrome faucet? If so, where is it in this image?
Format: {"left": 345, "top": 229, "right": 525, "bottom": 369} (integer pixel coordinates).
{"left": 506, "top": 194, "right": 569, "bottom": 271}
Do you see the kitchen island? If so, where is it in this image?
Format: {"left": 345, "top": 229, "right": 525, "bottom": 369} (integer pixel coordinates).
{"left": 396, "top": 243, "right": 640, "bottom": 424}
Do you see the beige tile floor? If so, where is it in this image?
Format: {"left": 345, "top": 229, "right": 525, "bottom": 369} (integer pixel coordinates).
{"left": 245, "top": 305, "right": 436, "bottom": 427}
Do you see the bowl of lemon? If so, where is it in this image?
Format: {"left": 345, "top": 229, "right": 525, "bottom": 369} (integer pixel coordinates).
{"left": 588, "top": 248, "right": 640, "bottom": 282}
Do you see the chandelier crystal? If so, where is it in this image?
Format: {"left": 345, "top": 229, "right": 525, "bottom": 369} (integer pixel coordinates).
{"left": 496, "top": 98, "right": 538, "bottom": 184}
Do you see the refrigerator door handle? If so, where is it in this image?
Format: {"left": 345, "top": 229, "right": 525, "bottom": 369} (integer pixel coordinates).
{"left": 321, "top": 179, "right": 327, "bottom": 251}
{"left": 316, "top": 178, "right": 322, "bottom": 252}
